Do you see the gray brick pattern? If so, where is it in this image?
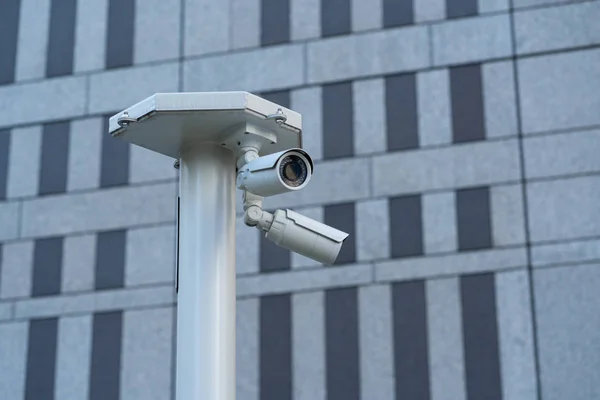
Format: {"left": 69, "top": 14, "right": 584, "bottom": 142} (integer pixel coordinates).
{"left": 0, "top": 0, "right": 597, "bottom": 399}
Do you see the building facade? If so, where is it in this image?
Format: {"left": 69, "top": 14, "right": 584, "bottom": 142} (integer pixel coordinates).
{"left": 0, "top": 0, "right": 599, "bottom": 399}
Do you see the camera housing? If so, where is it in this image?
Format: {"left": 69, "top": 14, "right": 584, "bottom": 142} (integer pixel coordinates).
{"left": 236, "top": 148, "right": 313, "bottom": 197}
{"left": 265, "top": 209, "right": 348, "bottom": 265}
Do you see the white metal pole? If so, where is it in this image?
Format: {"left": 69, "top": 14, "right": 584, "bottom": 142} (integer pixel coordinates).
{"left": 176, "top": 144, "right": 236, "bottom": 400}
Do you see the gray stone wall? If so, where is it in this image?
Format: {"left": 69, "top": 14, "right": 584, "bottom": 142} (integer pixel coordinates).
{"left": 0, "top": 0, "right": 599, "bottom": 399}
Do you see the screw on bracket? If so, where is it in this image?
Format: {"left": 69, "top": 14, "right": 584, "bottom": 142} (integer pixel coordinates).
{"left": 117, "top": 111, "right": 137, "bottom": 128}
{"left": 173, "top": 160, "right": 180, "bottom": 169}
{"left": 265, "top": 108, "right": 287, "bottom": 126}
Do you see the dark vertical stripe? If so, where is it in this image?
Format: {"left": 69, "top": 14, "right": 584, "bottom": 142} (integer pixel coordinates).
{"left": 321, "top": 0, "right": 351, "bottom": 37}
{"left": 323, "top": 82, "right": 354, "bottom": 159}
{"left": 392, "top": 280, "right": 430, "bottom": 400}
{"left": 389, "top": 194, "right": 423, "bottom": 258}
{"left": 325, "top": 287, "right": 359, "bottom": 400}
{"left": 95, "top": 230, "right": 126, "bottom": 290}
{"left": 260, "top": 233, "right": 291, "bottom": 272}
{"left": 100, "top": 115, "right": 130, "bottom": 188}
{"left": 261, "top": 90, "right": 291, "bottom": 108}
{"left": 39, "top": 121, "right": 70, "bottom": 196}
{"left": 461, "top": 273, "right": 502, "bottom": 400}
{"left": 106, "top": 0, "right": 135, "bottom": 69}
{"left": 456, "top": 186, "right": 492, "bottom": 251}
{"left": 324, "top": 203, "right": 356, "bottom": 265}
{"left": 0, "top": 129, "right": 10, "bottom": 200}
{"left": 25, "top": 318, "right": 58, "bottom": 400}
{"left": 450, "top": 64, "right": 486, "bottom": 143}
{"left": 261, "top": 0, "right": 290, "bottom": 46}
{"left": 46, "top": 0, "right": 77, "bottom": 77}
{"left": 259, "top": 294, "right": 292, "bottom": 400}
{"left": 90, "top": 311, "right": 123, "bottom": 400}
{"left": 386, "top": 73, "right": 419, "bottom": 151}
{"left": 383, "top": 0, "right": 414, "bottom": 27}
{"left": 32, "top": 237, "right": 63, "bottom": 297}
{"left": 0, "top": 0, "right": 20, "bottom": 85}
{"left": 447, "top": 0, "right": 478, "bottom": 18}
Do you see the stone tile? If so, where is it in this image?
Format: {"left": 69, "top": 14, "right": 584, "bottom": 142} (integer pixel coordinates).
{"left": 291, "top": 0, "right": 321, "bottom": 40}
{"left": 133, "top": 0, "right": 180, "bottom": 64}
{"left": 89, "top": 62, "right": 180, "bottom": 114}
{"left": 7, "top": 126, "right": 42, "bottom": 199}
{"left": 432, "top": 14, "right": 512, "bottom": 66}
{"left": 534, "top": 263, "right": 600, "bottom": 400}
{"left": 291, "top": 86, "right": 323, "bottom": 161}
{"left": 491, "top": 184, "right": 526, "bottom": 246}
{"left": 129, "top": 145, "right": 177, "bottom": 184}
{"left": 231, "top": 0, "right": 260, "bottom": 49}
{"left": 0, "top": 76, "right": 86, "bottom": 128}
{"left": 356, "top": 199, "right": 390, "bottom": 262}
{"left": 55, "top": 315, "right": 92, "bottom": 400}
{"left": 184, "top": 45, "right": 304, "bottom": 92}
{"left": 126, "top": 225, "right": 176, "bottom": 286}
{"left": 15, "top": 0, "right": 51, "bottom": 81}
{"left": 21, "top": 181, "right": 176, "bottom": 238}
{"left": 518, "top": 48, "right": 600, "bottom": 134}
{"left": 515, "top": 2, "right": 600, "bottom": 55}
{"left": 352, "top": 0, "right": 383, "bottom": 31}
{"left": 237, "top": 298, "right": 259, "bottom": 400}
{"left": 495, "top": 270, "right": 538, "bottom": 400}
{"left": 423, "top": 191, "right": 457, "bottom": 254}
{"left": 263, "top": 157, "right": 371, "bottom": 210}
{"left": 532, "top": 238, "right": 600, "bottom": 268}
{"left": 373, "top": 139, "right": 521, "bottom": 197}
{"left": 0, "top": 322, "right": 28, "bottom": 399}
{"left": 74, "top": 0, "right": 108, "bottom": 72}
{"left": 0, "top": 202, "right": 20, "bottom": 242}
{"left": 482, "top": 60, "right": 518, "bottom": 139}
{"left": 414, "top": 0, "right": 446, "bottom": 22}
{"left": 0, "top": 242, "right": 33, "bottom": 300}
{"left": 527, "top": 176, "right": 600, "bottom": 243}
{"left": 237, "top": 263, "right": 372, "bottom": 297}
{"left": 121, "top": 307, "right": 173, "bottom": 400}
{"left": 375, "top": 247, "right": 527, "bottom": 282}
{"left": 0, "top": 302, "right": 12, "bottom": 321}
{"left": 353, "top": 78, "right": 387, "bottom": 155}
{"left": 524, "top": 129, "right": 600, "bottom": 179}
{"left": 184, "top": 0, "right": 230, "bottom": 56}
{"left": 292, "top": 291, "right": 326, "bottom": 400}
{"left": 513, "top": 0, "right": 578, "bottom": 8}
{"left": 236, "top": 216, "right": 260, "bottom": 275}
{"left": 290, "top": 206, "right": 324, "bottom": 269}
{"left": 479, "top": 0, "right": 510, "bottom": 13}
{"left": 491, "top": 0, "right": 523, "bottom": 16}
{"left": 417, "top": 69, "right": 452, "bottom": 146}
{"left": 426, "top": 277, "right": 467, "bottom": 400}
{"left": 62, "top": 234, "right": 96, "bottom": 293}
{"left": 67, "top": 118, "right": 102, "bottom": 192}
{"left": 358, "top": 284, "right": 395, "bottom": 400}
{"left": 307, "top": 26, "right": 429, "bottom": 84}
{"left": 14, "top": 285, "right": 175, "bottom": 319}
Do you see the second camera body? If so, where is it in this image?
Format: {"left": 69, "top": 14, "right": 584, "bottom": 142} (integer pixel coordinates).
{"left": 236, "top": 148, "right": 313, "bottom": 197}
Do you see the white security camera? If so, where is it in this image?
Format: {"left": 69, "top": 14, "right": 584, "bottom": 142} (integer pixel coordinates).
{"left": 236, "top": 148, "right": 313, "bottom": 197}
{"left": 245, "top": 207, "right": 348, "bottom": 265}
{"left": 238, "top": 146, "right": 348, "bottom": 265}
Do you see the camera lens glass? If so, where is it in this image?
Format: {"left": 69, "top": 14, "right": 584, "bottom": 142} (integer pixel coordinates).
{"left": 279, "top": 154, "right": 308, "bottom": 187}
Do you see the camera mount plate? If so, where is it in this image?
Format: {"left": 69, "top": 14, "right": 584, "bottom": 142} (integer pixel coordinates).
{"left": 108, "top": 92, "right": 302, "bottom": 158}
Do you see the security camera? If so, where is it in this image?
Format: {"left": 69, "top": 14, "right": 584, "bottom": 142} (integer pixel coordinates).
{"left": 236, "top": 148, "right": 313, "bottom": 197}
{"left": 244, "top": 207, "right": 348, "bottom": 265}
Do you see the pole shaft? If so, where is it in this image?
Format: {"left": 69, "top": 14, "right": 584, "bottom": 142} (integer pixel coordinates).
{"left": 176, "top": 145, "right": 236, "bottom": 400}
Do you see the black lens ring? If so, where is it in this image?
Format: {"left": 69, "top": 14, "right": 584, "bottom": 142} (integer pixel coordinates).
{"left": 279, "top": 154, "right": 308, "bottom": 187}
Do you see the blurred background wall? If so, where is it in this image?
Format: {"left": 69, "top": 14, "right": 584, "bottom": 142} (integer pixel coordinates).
{"left": 0, "top": 0, "right": 599, "bottom": 399}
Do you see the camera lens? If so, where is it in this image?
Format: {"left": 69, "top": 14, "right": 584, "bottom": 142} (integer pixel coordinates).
{"left": 279, "top": 154, "right": 308, "bottom": 187}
